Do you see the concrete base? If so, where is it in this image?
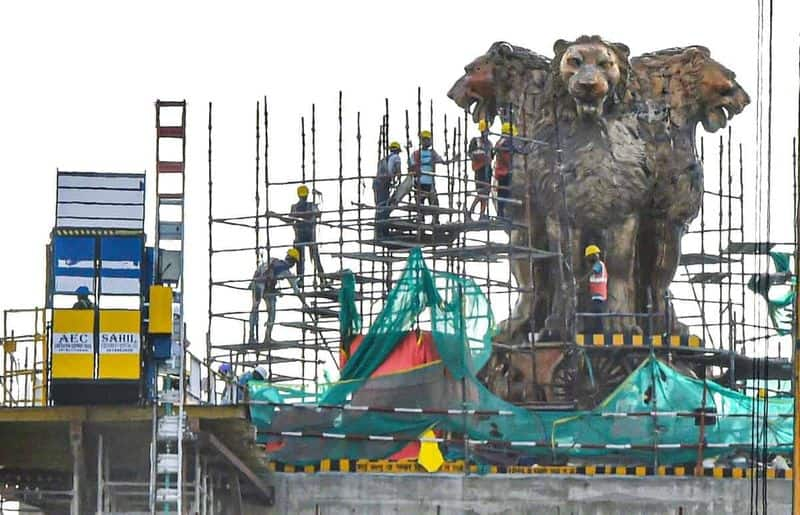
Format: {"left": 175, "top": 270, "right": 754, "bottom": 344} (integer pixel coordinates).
{"left": 267, "top": 473, "right": 791, "bottom": 515}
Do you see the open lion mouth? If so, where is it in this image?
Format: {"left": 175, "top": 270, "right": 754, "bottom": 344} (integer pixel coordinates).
{"left": 466, "top": 95, "right": 498, "bottom": 124}
{"left": 574, "top": 98, "right": 605, "bottom": 119}
{"left": 702, "top": 106, "right": 730, "bottom": 132}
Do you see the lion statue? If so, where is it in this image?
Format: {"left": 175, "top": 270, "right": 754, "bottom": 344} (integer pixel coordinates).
{"left": 448, "top": 37, "right": 750, "bottom": 340}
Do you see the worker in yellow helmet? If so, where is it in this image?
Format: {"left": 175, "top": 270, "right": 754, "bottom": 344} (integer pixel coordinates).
{"left": 408, "top": 129, "right": 459, "bottom": 223}
{"left": 494, "top": 121, "right": 524, "bottom": 219}
{"left": 583, "top": 244, "right": 608, "bottom": 335}
{"left": 248, "top": 247, "right": 302, "bottom": 344}
{"left": 374, "top": 141, "right": 403, "bottom": 236}
{"left": 290, "top": 184, "right": 327, "bottom": 288}
{"left": 468, "top": 120, "right": 493, "bottom": 221}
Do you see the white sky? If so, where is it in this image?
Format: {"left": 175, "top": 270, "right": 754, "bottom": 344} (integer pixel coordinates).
{"left": 0, "top": 1, "right": 798, "bottom": 368}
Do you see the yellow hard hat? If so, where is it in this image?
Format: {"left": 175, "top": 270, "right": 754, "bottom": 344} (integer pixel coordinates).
{"left": 420, "top": 130, "right": 432, "bottom": 139}
{"left": 584, "top": 244, "right": 601, "bottom": 257}
{"left": 389, "top": 141, "right": 401, "bottom": 151}
{"left": 501, "top": 122, "right": 518, "bottom": 135}
{"left": 297, "top": 185, "right": 309, "bottom": 198}
{"left": 287, "top": 247, "right": 300, "bottom": 261}
{"left": 478, "top": 119, "right": 488, "bottom": 132}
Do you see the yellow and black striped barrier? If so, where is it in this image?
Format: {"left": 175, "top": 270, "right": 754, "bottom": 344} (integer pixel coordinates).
{"left": 575, "top": 333, "right": 702, "bottom": 348}
{"left": 268, "top": 459, "right": 791, "bottom": 479}
{"left": 54, "top": 228, "right": 142, "bottom": 236}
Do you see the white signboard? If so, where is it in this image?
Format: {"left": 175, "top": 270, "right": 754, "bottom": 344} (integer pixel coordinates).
{"left": 52, "top": 333, "right": 94, "bottom": 354}
{"left": 56, "top": 171, "right": 145, "bottom": 230}
{"left": 189, "top": 356, "right": 202, "bottom": 400}
{"left": 99, "top": 332, "right": 141, "bottom": 354}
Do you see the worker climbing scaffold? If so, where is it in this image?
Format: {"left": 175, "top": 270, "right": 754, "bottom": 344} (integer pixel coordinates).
{"left": 248, "top": 247, "right": 302, "bottom": 344}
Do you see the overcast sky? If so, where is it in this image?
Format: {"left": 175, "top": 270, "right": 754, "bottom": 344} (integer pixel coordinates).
{"left": 0, "top": 1, "right": 798, "bottom": 366}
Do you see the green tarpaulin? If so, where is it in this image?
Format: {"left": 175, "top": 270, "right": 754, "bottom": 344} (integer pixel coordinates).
{"left": 249, "top": 249, "right": 793, "bottom": 466}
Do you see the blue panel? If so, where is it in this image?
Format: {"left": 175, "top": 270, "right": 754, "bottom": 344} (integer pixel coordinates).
{"left": 100, "top": 236, "right": 142, "bottom": 278}
{"left": 150, "top": 334, "right": 172, "bottom": 360}
{"left": 53, "top": 236, "right": 95, "bottom": 294}
{"left": 100, "top": 236, "right": 143, "bottom": 295}
{"left": 144, "top": 247, "right": 155, "bottom": 288}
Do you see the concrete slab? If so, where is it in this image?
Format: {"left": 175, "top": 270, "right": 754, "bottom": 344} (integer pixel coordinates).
{"left": 267, "top": 473, "right": 791, "bottom": 514}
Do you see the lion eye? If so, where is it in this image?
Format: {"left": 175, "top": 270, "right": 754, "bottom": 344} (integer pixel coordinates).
{"left": 717, "top": 81, "right": 734, "bottom": 95}
{"left": 568, "top": 57, "right": 582, "bottom": 67}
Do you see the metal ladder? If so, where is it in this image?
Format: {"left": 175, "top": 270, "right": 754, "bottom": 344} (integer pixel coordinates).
{"left": 149, "top": 100, "right": 188, "bottom": 514}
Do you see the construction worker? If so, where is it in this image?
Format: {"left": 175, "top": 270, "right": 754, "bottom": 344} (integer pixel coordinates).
{"left": 218, "top": 362, "right": 237, "bottom": 404}
{"left": 374, "top": 141, "right": 403, "bottom": 236}
{"left": 237, "top": 365, "right": 268, "bottom": 399}
{"left": 584, "top": 245, "right": 608, "bottom": 334}
{"left": 248, "top": 248, "right": 302, "bottom": 344}
{"left": 468, "top": 120, "right": 493, "bottom": 221}
{"left": 290, "top": 185, "right": 326, "bottom": 288}
{"left": 408, "top": 130, "right": 458, "bottom": 223}
{"left": 494, "top": 122, "right": 523, "bottom": 219}
{"left": 73, "top": 286, "right": 94, "bottom": 309}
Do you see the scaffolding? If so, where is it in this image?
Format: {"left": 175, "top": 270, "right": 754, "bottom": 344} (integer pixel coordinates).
{"left": 204, "top": 90, "right": 794, "bottom": 402}
{"left": 206, "top": 90, "right": 557, "bottom": 394}
{"left": 1, "top": 308, "right": 47, "bottom": 407}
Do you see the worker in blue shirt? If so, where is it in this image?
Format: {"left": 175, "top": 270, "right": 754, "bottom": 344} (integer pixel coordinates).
{"left": 408, "top": 130, "right": 458, "bottom": 223}
{"left": 218, "top": 362, "right": 237, "bottom": 404}
{"left": 237, "top": 366, "right": 268, "bottom": 399}
{"left": 248, "top": 248, "right": 301, "bottom": 344}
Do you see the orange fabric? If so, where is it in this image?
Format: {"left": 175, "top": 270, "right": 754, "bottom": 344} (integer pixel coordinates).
{"left": 470, "top": 149, "right": 489, "bottom": 172}
{"left": 494, "top": 137, "right": 512, "bottom": 178}
{"left": 588, "top": 260, "right": 608, "bottom": 301}
{"left": 389, "top": 441, "right": 421, "bottom": 460}
{"left": 344, "top": 331, "right": 439, "bottom": 378}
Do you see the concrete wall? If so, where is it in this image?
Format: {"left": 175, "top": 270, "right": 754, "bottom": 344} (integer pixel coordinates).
{"left": 266, "top": 473, "right": 791, "bottom": 515}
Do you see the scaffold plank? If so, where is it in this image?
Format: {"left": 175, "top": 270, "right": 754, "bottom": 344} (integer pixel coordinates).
{"left": 280, "top": 321, "right": 339, "bottom": 332}
{"left": 213, "top": 340, "right": 340, "bottom": 352}
{"left": 236, "top": 357, "right": 322, "bottom": 366}
{"left": 431, "top": 244, "right": 557, "bottom": 261}
{"left": 679, "top": 253, "right": 735, "bottom": 266}
{"left": 722, "top": 241, "right": 776, "bottom": 254}
{"left": 687, "top": 271, "right": 730, "bottom": 284}
{"left": 329, "top": 252, "right": 406, "bottom": 264}
{"left": 299, "top": 306, "right": 339, "bottom": 318}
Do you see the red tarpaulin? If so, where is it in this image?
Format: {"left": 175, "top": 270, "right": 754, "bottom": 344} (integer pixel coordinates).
{"left": 341, "top": 331, "right": 441, "bottom": 460}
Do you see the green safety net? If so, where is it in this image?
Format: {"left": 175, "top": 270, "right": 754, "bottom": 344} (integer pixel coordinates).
{"left": 338, "top": 270, "right": 361, "bottom": 360}
{"left": 747, "top": 251, "right": 795, "bottom": 336}
{"left": 249, "top": 249, "right": 793, "bottom": 466}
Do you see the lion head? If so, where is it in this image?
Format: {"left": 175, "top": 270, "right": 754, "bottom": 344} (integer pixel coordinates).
{"left": 447, "top": 41, "right": 550, "bottom": 124}
{"left": 630, "top": 46, "right": 750, "bottom": 133}
{"left": 552, "top": 36, "right": 631, "bottom": 119}
{"left": 682, "top": 47, "right": 750, "bottom": 132}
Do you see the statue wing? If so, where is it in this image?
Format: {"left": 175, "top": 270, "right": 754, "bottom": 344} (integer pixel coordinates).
{"left": 629, "top": 46, "right": 750, "bottom": 133}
